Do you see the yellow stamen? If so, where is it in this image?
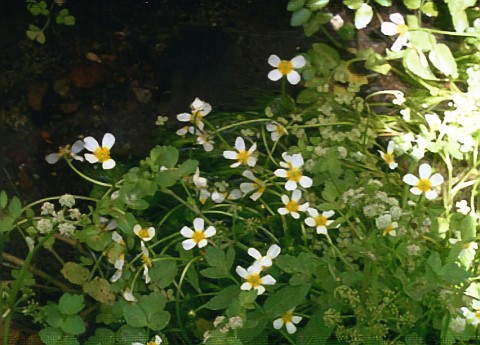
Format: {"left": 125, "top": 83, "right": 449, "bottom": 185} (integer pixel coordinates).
{"left": 416, "top": 178, "right": 432, "bottom": 193}
{"left": 94, "top": 147, "right": 110, "bottom": 162}
{"left": 286, "top": 200, "right": 299, "bottom": 213}
{"left": 137, "top": 228, "right": 151, "bottom": 239}
{"left": 142, "top": 254, "right": 152, "bottom": 267}
{"left": 276, "top": 125, "right": 286, "bottom": 136}
{"left": 397, "top": 24, "right": 408, "bottom": 36}
{"left": 382, "top": 152, "right": 395, "bottom": 164}
{"left": 315, "top": 215, "right": 327, "bottom": 226}
{"left": 146, "top": 342, "right": 158, "bottom": 345}
{"left": 278, "top": 60, "right": 293, "bottom": 75}
{"left": 246, "top": 273, "right": 262, "bottom": 288}
{"left": 281, "top": 311, "right": 294, "bottom": 324}
{"left": 286, "top": 167, "right": 303, "bottom": 182}
{"left": 191, "top": 111, "right": 203, "bottom": 123}
{"left": 192, "top": 230, "right": 206, "bottom": 244}
{"left": 383, "top": 224, "right": 395, "bottom": 236}
{"left": 237, "top": 150, "right": 250, "bottom": 165}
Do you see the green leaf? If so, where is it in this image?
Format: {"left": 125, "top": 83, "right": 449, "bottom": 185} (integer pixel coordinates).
{"left": 343, "top": 0, "right": 363, "bottom": 10}
{"left": 421, "top": 2, "right": 438, "bottom": 17}
{"left": 287, "top": 0, "right": 305, "bottom": 11}
{"left": 404, "top": 48, "right": 437, "bottom": 80}
{"left": 263, "top": 284, "right": 311, "bottom": 318}
{"left": 306, "top": 0, "right": 330, "bottom": 10}
{"left": 116, "top": 325, "right": 147, "bottom": 345}
{"left": 58, "top": 293, "right": 85, "bottom": 315}
{"left": 408, "top": 31, "right": 436, "bottom": 51}
{"left": 438, "top": 263, "right": 471, "bottom": 284}
{"left": 39, "top": 327, "right": 63, "bottom": 345}
{"left": 60, "top": 314, "right": 86, "bottom": 335}
{"left": 445, "top": 0, "right": 476, "bottom": 32}
{"left": 297, "top": 310, "right": 334, "bottom": 345}
{"left": 297, "top": 88, "right": 320, "bottom": 104}
{"left": 84, "top": 328, "right": 116, "bottom": 345}
{"left": 8, "top": 197, "right": 22, "bottom": 218}
{"left": 203, "top": 285, "right": 241, "bottom": 310}
{"left": 122, "top": 304, "right": 148, "bottom": 328}
{"left": 74, "top": 226, "right": 111, "bottom": 251}
{"left": 138, "top": 293, "right": 170, "bottom": 331}
{"left": 303, "top": 15, "right": 321, "bottom": 37}
{"left": 225, "top": 246, "right": 235, "bottom": 271}
{"left": 63, "top": 16, "right": 76, "bottom": 26}
{"left": 373, "top": 0, "right": 391, "bottom": 6}
{"left": 149, "top": 258, "right": 177, "bottom": 288}
{"left": 291, "top": 8, "right": 312, "bottom": 26}
{"left": 177, "top": 159, "right": 199, "bottom": 177}
{"left": 44, "top": 304, "right": 63, "bottom": 328}
{"left": 403, "top": 0, "right": 421, "bottom": 9}
{"left": 200, "top": 266, "right": 230, "bottom": 279}
{"left": 205, "top": 246, "right": 226, "bottom": 267}
{"left": 428, "top": 43, "right": 458, "bottom": 77}
{"left": 460, "top": 215, "right": 477, "bottom": 242}
{"left": 61, "top": 262, "right": 90, "bottom": 285}
{"left": 0, "top": 191, "right": 7, "bottom": 209}
{"left": 354, "top": 3, "right": 373, "bottom": 29}
{"left": 150, "top": 145, "right": 179, "bottom": 169}
{"left": 83, "top": 277, "right": 116, "bottom": 305}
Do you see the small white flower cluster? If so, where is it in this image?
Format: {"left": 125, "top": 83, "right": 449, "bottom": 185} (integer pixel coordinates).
{"left": 36, "top": 197, "right": 82, "bottom": 237}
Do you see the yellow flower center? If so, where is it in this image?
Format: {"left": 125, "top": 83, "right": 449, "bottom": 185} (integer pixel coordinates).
{"left": 315, "top": 215, "right": 327, "bottom": 226}
{"left": 382, "top": 152, "right": 395, "bottom": 164}
{"left": 137, "top": 228, "right": 151, "bottom": 239}
{"left": 286, "top": 200, "right": 299, "bottom": 213}
{"left": 397, "top": 23, "right": 408, "bottom": 36}
{"left": 146, "top": 342, "right": 158, "bottom": 345}
{"left": 278, "top": 60, "right": 293, "bottom": 75}
{"left": 276, "top": 125, "right": 286, "bottom": 136}
{"left": 254, "top": 182, "right": 266, "bottom": 194}
{"left": 94, "top": 146, "right": 111, "bottom": 162}
{"left": 191, "top": 111, "right": 203, "bottom": 123}
{"left": 475, "top": 311, "right": 480, "bottom": 319}
{"left": 142, "top": 254, "right": 152, "bottom": 267}
{"left": 281, "top": 312, "right": 294, "bottom": 324}
{"left": 246, "top": 273, "right": 262, "bottom": 288}
{"left": 416, "top": 178, "right": 432, "bottom": 193}
{"left": 286, "top": 167, "right": 303, "bottom": 182}
{"left": 192, "top": 230, "right": 206, "bottom": 244}
{"left": 237, "top": 150, "right": 250, "bottom": 164}
{"left": 383, "top": 224, "right": 395, "bottom": 235}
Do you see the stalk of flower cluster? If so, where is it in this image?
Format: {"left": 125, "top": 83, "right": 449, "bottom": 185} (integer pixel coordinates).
{"left": 3, "top": 230, "right": 56, "bottom": 345}
{"left": 65, "top": 158, "right": 113, "bottom": 187}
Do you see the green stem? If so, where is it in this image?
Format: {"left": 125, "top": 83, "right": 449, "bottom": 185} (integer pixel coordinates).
{"left": 203, "top": 119, "right": 230, "bottom": 149}
{"left": 415, "top": 27, "right": 480, "bottom": 38}
{"left": 176, "top": 257, "right": 200, "bottom": 345}
{"left": 216, "top": 119, "right": 273, "bottom": 133}
{"left": 289, "top": 121, "right": 354, "bottom": 129}
{"left": 3, "top": 231, "right": 56, "bottom": 345}
{"left": 65, "top": 158, "right": 113, "bottom": 187}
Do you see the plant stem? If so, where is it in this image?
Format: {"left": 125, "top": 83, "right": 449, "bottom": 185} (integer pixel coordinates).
{"left": 65, "top": 158, "right": 113, "bottom": 187}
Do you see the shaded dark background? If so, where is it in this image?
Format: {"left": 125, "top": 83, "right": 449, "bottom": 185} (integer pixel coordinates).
{"left": 0, "top": 0, "right": 309, "bottom": 202}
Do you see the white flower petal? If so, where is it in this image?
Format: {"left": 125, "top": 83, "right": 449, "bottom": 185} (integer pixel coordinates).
{"left": 410, "top": 187, "right": 422, "bottom": 195}
{"left": 390, "top": 36, "right": 405, "bottom": 52}
{"left": 291, "top": 55, "right": 306, "bottom": 68}
{"left": 274, "top": 169, "right": 287, "bottom": 178}
{"left": 268, "top": 54, "right": 281, "bottom": 67}
{"left": 248, "top": 248, "right": 262, "bottom": 260}
{"left": 180, "top": 226, "right": 194, "bottom": 238}
{"left": 285, "top": 180, "right": 298, "bottom": 191}
{"left": 291, "top": 212, "right": 300, "bottom": 219}
{"left": 267, "top": 244, "right": 281, "bottom": 258}
{"left": 177, "top": 113, "right": 192, "bottom": 122}
{"left": 102, "top": 159, "right": 116, "bottom": 170}
{"left": 390, "top": 13, "right": 405, "bottom": 25}
{"left": 182, "top": 239, "right": 197, "bottom": 250}
{"left": 71, "top": 140, "right": 85, "bottom": 153}
{"left": 45, "top": 153, "right": 60, "bottom": 164}
{"left": 307, "top": 208, "right": 318, "bottom": 217}
{"left": 83, "top": 137, "right": 99, "bottom": 151}
{"left": 242, "top": 170, "right": 255, "bottom": 180}
{"left": 298, "top": 202, "right": 309, "bottom": 211}
{"left": 425, "top": 190, "right": 438, "bottom": 200}
{"left": 193, "top": 217, "right": 204, "bottom": 231}
{"left": 317, "top": 226, "right": 327, "bottom": 235}
{"left": 255, "top": 285, "right": 266, "bottom": 295}
{"left": 299, "top": 176, "right": 313, "bottom": 188}
{"left": 102, "top": 133, "right": 115, "bottom": 149}
{"left": 403, "top": 174, "right": 419, "bottom": 186}
{"left": 278, "top": 208, "right": 289, "bottom": 215}
{"left": 323, "top": 210, "right": 335, "bottom": 218}
{"left": 292, "top": 189, "right": 302, "bottom": 201}
{"left": 223, "top": 151, "right": 238, "bottom": 160}
{"left": 305, "top": 218, "right": 316, "bottom": 227}
{"left": 240, "top": 182, "right": 255, "bottom": 194}
{"left": 262, "top": 274, "right": 276, "bottom": 285}
{"left": 268, "top": 69, "right": 283, "bottom": 81}
{"left": 204, "top": 226, "right": 216, "bottom": 238}
{"left": 236, "top": 265, "right": 248, "bottom": 278}
{"left": 273, "top": 319, "right": 284, "bottom": 329}
{"left": 286, "top": 71, "right": 301, "bottom": 85}
{"left": 286, "top": 322, "right": 297, "bottom": 334}
{"left": 429, "top": 173, "right": 444, "bottom": 187}
{"left": 235, "top": 137, "right": 245, "bottom": 151}
{"left": 419, "top": 163, "right": 432, "bottom": 179}
{"left": 84, "top": 153, "right": 99, "bottom": 163}
{"left": 197, "top": 239, "right": 208, "bottom": 248}
{"left": 247, "top": 156, "right": 257, "bottom": 167}
{"left": 291, "top": 154, "right": 304, "bottom": 167}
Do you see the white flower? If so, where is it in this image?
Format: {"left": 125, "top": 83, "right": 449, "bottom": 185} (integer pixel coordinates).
{"left": 111, "top": 253, "right": 125, "bottom": 283}
{"left": 122, "top": 288, "right": 137, "bottom": 302}
{"left": 58, "top": 223, "right": 75, "bottom": 237}
{"left": 305, "top": 209, "right": 334, "bottom": 235}
{"left": 140, "top": 241, "right": 152, "bottom": 284}
{"left": 330, "top": 14, "right": 344, "bottom": 31}
{"left": 37, "top": 219, "right": 53, "bottom": 234}
{"left": 155, "top": 115, "right": 168, "bottom": 126}
{"left": 381, "top": 13, "right": 409, "bottom": 52}
{"left": 382, "top": 222, "right": 398, "bottom": 237}
{"left": 274, "top": 152, "right": 313, "bottom": 191}
{"left": 176, "top": 97, "right": 212, "bottom": 131}
{"left": 41, "top": 202, "right": 55, "bottom": 215}
{"left": 45, "top": 140, "right": 85, "bottom": 164}
{"left": 240, "top": 170, "right": 266, "bottom": 201}
{"left": 378, "top": 141, "right": 398, "bottom": 170}
{"left": 236, "top": 263, "right": 276, "bottom": 295}
{"left": 181, "top": 218, "right": 216, "bottom": 250}
{"left": 273, "top": 308, "right": 302, "bottom": 334}
{"left": 266, "top": 123, "right": 287, "bottom": 142}
{"left": 449, "top": 316, "right": 466, "bottom": 333}
{"left": 278, "top": 189, "right": 309, "bottom": 219}
{"left": 456, "top": 200, "right": 471, "bottom": 215}
{"left": 247, "top": 244, "right": 281, "bottom": 268}
{"left": 133, "top": 224, "right": 155, "bottom": 242}
{"left": 132, "top": 335, "right": 162, "bottom": 345}
{"left": 402, "top": 163, "right": 444, "bottom": 200}
{"left": 268, "top": 55, "right": 306, "bottom": 85}
{"left": 59, "top": 194, "right": 75, "bottom": 208}
{"left": 196, "top": 131, "right": 215, "bottom": 152}
{"left": 223, "top": 137, "right": 257, "bottom": 168}
{"left": 193, "top": 168, "right": 207, "bottom": 188}
{"left": 211, "top": 189, "right": 242, "bottom": 203}
{"left": 461, "top": 299, "right": 480, "bottom": 326}
{"left": 83, "top": 133, "right": 116, "bottom": 169}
